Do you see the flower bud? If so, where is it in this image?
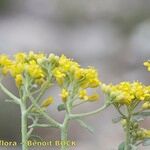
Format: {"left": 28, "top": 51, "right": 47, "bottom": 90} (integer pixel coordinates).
{"left": 115, "top": 94, "right": 125, "bottom": 102}
{"left": 137, "top": 131, "right": 143, "bottom": 138}
{"left": 37, "top": 58, "right": 47, "bottom": 65}
{"left": 121, "top": 119, "right": 127, "bottom": 126}
{"left": 49, "top": 53, "right": 59, "bottom": 64}
{"left": 60, "top": 89, "right": 69, "bottom": 102}
{"left": 101, "top": 84, "right": 111, "bottom": 94}
{"left": 88, "top": 94, "right": 99, "bottom": 102}
{"left": 131, "top": 132, "right": 137, "bottom": 137}
{"left": 133, "top": 122, "right": 139, "bottom": 129}
{"left": 41, "top": 97, "right": 54, "bottom": 108}
{"left": 110, "top": 92, "right": 117, "bottom": 99}
{"left": 142, "top": 102, "right": 150, "bottom": 110}
{"left": 15, "top": 74, "right": 23, "bottom": 87}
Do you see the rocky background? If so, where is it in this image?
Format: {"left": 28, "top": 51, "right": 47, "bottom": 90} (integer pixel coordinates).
{"left": 0, "top": 0, "right": 150, "bottom": 149}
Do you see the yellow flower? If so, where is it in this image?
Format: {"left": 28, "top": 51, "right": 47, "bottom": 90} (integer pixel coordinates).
{"left": 59, "top": 55, "right": 72, "bottom": 71}
{"left": 142, "top": 102, "right": 150, "bottom": 109}
{"left": 75, "top": 67, "right": 100, "bottom": 88}
{"left": 142, "top": 129, "right": 150, "bottom": 138}
{"left": 88, "top": 79, "right": 100, "bottom": 88}
{"left": 132, "top": 82, "right": 148, "bottom": 100}
{"left": 115, "top": 92, "right": 133, "bottom": 105}
{"left": 88, "top": 93, "right": 99, "bottom": 102}
{"left": 41, "top": 97, "right": 54, "bottom": 107}
{"left": 57, "top": 55, "right": 80, "bottom": 74}
{"left": 83, "top": 67, "right": 100, "bottom": 88}
{"left": 60, "top": 89, "right": 69, "bottom": 102}
{"left": 144, "top": 61, "right": 150, "bottom": 71}
{"left": 2, "top": 66, "right": 10, "bottom": 75}
{"left": 74, "top": 68, "right": 85, "bottom": 80}
{"left": 14, "top": 52, "right": 26, "bottom": 63}
{"left": 15, "top": 74, "right": 23, "bottom": 87}
{"left": 0, "top": 55, "right": 12, "bottom": 67}
{"left": 79, "top": 89, "right": 99, "bottom": 102}
{"left": 136, "top": 128, "right": 150, "bottom": 139}
{"left": 28, "top": 51, "right": 45, "bottom": 60}
{"left": 53, "top": 68, "right": 65, "bottom": 85}
{"left": 27, "top": 60, "right": 45, "bottom": 79}
{"left": 79, "top": 89, "right": 88, "bottom": 100}
{"left": 9, "top": 63, "right": 25, "bottom": 77}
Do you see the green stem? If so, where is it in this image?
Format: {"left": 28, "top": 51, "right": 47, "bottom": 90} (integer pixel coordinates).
{"left": 124, "top": 108, "right": 132, "bottom": 150}
{"left": 70, "top": 104, "right": 108, "bottom": 119}
{"left": 114, "top": 104, "right": 126, "bottom": 118}
{"left": 21, "top": 104, "right": 28, "bottom": 150}
{"left": 0, "top": 82, "right": 29, "bottom": 149}
{"left": 61, "top": 114, "right": 69, "bottom": 150}
{"left": 0, "top": 82, "right": 20, "bottom": 104}
{"left": 27, "top": 118, "right": 38, "bottom": 139}
{"left": 125, "top": 118, "right": 130, "bottom": 150}
{"left": 27, "top": 82, "right": 49, "bottom": 113}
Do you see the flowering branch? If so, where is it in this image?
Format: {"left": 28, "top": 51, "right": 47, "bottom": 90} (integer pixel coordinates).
{"left": 101, "top": 81, "right": 150, "bottom": 149}
{"left": 0, "top": 52, "right": 108, "bottom": 150}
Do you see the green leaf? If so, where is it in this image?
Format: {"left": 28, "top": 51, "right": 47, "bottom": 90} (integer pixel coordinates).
{"left": 140, "top": 111, "right": 150, "bottom": 117}
{"left": 76, "top": 119, "right": 94, "bottom": 134}
{"left": 143, "top": 138, "right": 150, "bottom": 146}
{"left": 118, "top": 143, "right": 137, "bottom": 150}
{"left": 57, "top": 104, "right": 66, "bottom": 111}
{"left": 112, "top": 116, "right": 122, "bottom": 124}
{"left": 118, "top": 142, "right": 125, "bottom": 150}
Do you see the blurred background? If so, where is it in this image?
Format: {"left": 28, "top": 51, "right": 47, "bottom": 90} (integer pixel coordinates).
{"left": 0, "top": 0, "right": 150, "bottom": 149}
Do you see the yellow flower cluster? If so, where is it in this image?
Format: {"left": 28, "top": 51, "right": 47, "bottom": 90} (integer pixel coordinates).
{"left": 0, "top": 52, "right": 101, "bottom": 104}
{"left": 144, "top": 61, "right": 150, "bottom": 71}
{"left": 52, "top": 55, "right": 101, "bottom": 103}
{"left": 101, "top": 81, "right": 150, "bottom": 105}
{"left": 52, "top": 55, "right": 79, "bottom": 85}
{"left": 52, "top": 55, "right": 100, "bottom": 88}
{"left": 133, "top": 128, "right": 150, "bottom": 140}
{"left": 74, "top": 67, "right": 100, "bottom": 88}
{"left": 0, "top": 52, "right": 47, "bottom": 87}
{"left": 27, "top": 60, "right": 45, "bottom": 79}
